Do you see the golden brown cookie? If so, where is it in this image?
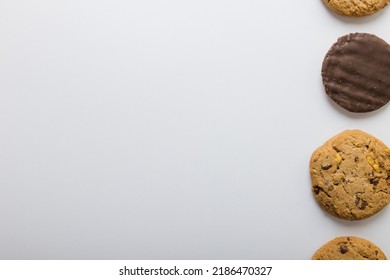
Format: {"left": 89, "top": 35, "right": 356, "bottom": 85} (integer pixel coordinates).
{"left": 323, "top": 0, "right": 389, "bottom": 17}
{"left": 310, "top": 130, "right": 390, "bottom": 220}
{"left": 312, "top": 236, "right": 387, "bottom": 260}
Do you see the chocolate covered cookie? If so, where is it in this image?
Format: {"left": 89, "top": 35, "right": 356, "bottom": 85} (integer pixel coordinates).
{"left": 323, "top": 0, "right": 389, "bottom": 17}
{"left": 310, "top": 130, "right": 390, "bottom": 220}
{"left": 312, "top": 236, "right": 387, "bottom": 260}
{"left": 322, "top": 33, "right": 390, "bottom": 113}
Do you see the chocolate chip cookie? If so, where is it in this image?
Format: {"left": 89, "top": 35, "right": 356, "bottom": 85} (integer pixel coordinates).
{"left": 310, "top": 130, "right": 390, "bottom": 220}
{"left": 322, "top": 33, "right": 390, "bottom": 113}
{"left": 323, "top": 0, "right": 389, "bottom": 17}
{"left": 312, "top": 236, "right": 387, "bottom": 260}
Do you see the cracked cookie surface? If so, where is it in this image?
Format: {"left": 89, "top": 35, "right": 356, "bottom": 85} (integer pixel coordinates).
{"left": 312, "top": 236, "right": 387, "bottom": 260}
{"left": 323, "top": 0, "right": 389, "bottom": 16}
{"left": 310, "top": 130, "right": 390, "bottom": 220}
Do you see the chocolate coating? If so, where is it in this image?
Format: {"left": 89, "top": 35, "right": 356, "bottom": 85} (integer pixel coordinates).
{"left": 322, "top": 33, "right": 390, "bottom": 113}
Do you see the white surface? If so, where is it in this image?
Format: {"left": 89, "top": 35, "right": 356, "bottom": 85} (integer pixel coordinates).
{"left": 1, "top": 0, "right": 390, "bottom": 260}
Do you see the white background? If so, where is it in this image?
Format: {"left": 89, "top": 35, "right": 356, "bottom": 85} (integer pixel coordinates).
{"left": 1, "top": 0, "right": 390, "bottom": 259}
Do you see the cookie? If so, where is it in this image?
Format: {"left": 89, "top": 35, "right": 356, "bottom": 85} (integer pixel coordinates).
{"left": 322, "top": 0, "right": 389, "bottom": 16}
{"left": 322, "top": 33, "right": 390, "bottom": 113}
{"left": 310, "top": 130, "right": 390, "bottom": 220}
{"left": 312, "top": 236, "right": 387, "bottom": 260}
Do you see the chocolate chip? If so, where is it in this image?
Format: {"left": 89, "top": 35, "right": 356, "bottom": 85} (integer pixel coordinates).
{"left": 354, "top": 157, "right": 359, "bottom": 163}
{"left": 355, "top": 194, "right": 368, "bottom": 210}
{"left": 359, "top": 200, "right": 368, "bottom": 210}
{"left": 340, "top": 245, "right": 348, "bottom": 254}
{"left": 313, "top": 186, "right": 321, "bottom": 195}
{"left": 370, "top": 178, "right": 379, "bottom": 186}
{"left": 321, "top": 164, "right": 332, "bottom": 170}
{"left": 355, "top": 196, "right": 360, "bottom": 206}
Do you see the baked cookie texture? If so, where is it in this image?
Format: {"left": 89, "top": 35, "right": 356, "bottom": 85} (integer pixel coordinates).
{"left": 310, "top": 130, "right": 390, "bottom": 220}
{"left": 312, "top": 236, "right": 387, "bottom": 260}
{"left": 323, "top": 0, "right": 389, "bottom": 16}
{"left": 322, "top": 33, "right": 390, "bottom": 113}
